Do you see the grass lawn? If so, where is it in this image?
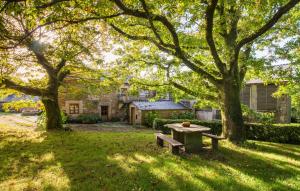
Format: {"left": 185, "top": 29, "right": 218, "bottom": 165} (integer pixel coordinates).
{"left": 0, "top": 125, "right": 300, "bottom": 191}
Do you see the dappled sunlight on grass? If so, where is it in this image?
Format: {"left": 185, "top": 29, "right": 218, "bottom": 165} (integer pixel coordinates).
{"left": 1, "top": 124, "right": 300, "bottom": 191}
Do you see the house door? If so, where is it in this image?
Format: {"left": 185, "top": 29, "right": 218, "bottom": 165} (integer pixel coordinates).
{"left": 130, "top": 107, "right": 135, "bottom": 124}
{"left": 101, "top": 106, "right": 109, "bottom": 121}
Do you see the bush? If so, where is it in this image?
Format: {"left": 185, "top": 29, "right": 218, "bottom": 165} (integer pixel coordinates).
{"left": 170, "top": 111, "right": 195, "bottom": 119}
{"left": 153, "top": 118, "right": 300, "bottom": 144}
{"left": 245, "top": 123, "right": 300, "bottom": 144}
{"left": 37, "top": 112, "right": 46, "bottom": 130}
{"left": 61, "top": 112, "right": 68, "bottom": 124}
{"left": 242, "top": 105, "right": 275, "bottom": 124}
{"left": 77, "top": 114, "right": 101, "bottom": 124}
{"left": 144, "top": 111, "right": 159, "bottom": 127}
{"left": 111, "top": 117, "right": 121, "bottom": 122}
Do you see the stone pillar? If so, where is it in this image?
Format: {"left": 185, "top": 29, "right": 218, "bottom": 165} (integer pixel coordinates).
{"left": 250, "top": 85, "right": 257, "bottom": 111}
{"left": 276, "top": 95, "right": 291, "bottom": 123}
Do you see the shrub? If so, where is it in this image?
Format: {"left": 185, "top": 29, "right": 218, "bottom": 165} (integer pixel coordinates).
{"left": 77, "top": 114, "right": 101, "bottom": 124}
{"left": 170, "top": 111, "right": 195, "bottom": 119}
{"left": 37, "top": 112, "right": 46, "bottom": 130}
{"left": 144, "top": 111, "right": 159, "bottom": 127}
{"left": 111, "top": 117, "right": 121, "bottom": 122}
{"left": 61, "top": 112, "right": 68, "bottom": 124}
{"left": 153, "top": 118, "right": 300, "bottom": 144}
{"left": 245, "top": 123, "right": 300, "bottom": 144}
{"left": 242, "top": 105, "right": 275, "bottom": 124}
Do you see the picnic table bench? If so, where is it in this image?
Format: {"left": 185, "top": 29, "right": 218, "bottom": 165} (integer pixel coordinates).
{"left": 155, "top": 133, "right": 183, "bottom": 155}
{"left": 202, "top": 133, "right": 225, "bottom": 151}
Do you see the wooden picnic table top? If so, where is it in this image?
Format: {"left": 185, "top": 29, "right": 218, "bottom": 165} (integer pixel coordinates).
{"left": 164, "top": 123, "right": 211, "bottom": 133}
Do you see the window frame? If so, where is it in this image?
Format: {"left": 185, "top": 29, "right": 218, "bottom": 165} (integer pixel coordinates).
{"left": 69, "top": 103, "right": 80, "bottom": 114}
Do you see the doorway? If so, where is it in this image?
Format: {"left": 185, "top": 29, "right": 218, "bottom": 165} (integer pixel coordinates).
{"left": 101, "top": 106, "right": 109, "bottom": 121}
{"left": 130, "top": 107, "right": 135, "bottom": 125}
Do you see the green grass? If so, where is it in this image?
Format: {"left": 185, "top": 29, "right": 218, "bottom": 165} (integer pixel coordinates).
{"left": 0, "top": 125, "right": 300, "bottom": 191}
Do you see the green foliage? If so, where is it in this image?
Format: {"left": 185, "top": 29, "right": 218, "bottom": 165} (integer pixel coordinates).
{"left": 170, "top": 111, "right": 195, "bottom": 119}
{"left": 144, "top": 111, "right": 159, "bottom": 127}
{"left": 61, "top": 112, "right": 68, "bottom": 124}
{"left": 111, "top": 117, "right": 120, "bottom": 122}
{"left": 76, "top": 114, "right": 101, "bottom": 124}
{"left": 37, "top": 112, "right": 47, "bottom": 130}
{"left": 3, "top": 100, "right": 42, "bottom": 112}
{"left": 246, "top": 123, "right": 300, "bottom": 144}
{"left": 291, "top": 108, "right": 300, "bottom": 123}
{"left": 153, "top": 118, "right": 300, "bottom": 144}
{"left": 241, "top": 105, "right": 275, "bottom": 124}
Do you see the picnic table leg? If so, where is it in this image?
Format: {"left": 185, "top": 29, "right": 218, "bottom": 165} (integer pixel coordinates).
{"left": 157, "top": 137, "right": 164, "bottom": 147}
{"left": 171, "top": 129, "right": 184, "bottom": 143}
{"left": 212, "top": 138, "right": 218, "bottom": 151}
{"left": 184, "top": 132, "right": 203, "bottom": 153}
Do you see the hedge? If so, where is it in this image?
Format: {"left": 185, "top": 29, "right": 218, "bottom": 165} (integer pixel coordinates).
{"left": 153, "top": 118, "right": 300, "bottom": 144}
{"left": 246, "top": 123, "right": 300, "bottom": 144}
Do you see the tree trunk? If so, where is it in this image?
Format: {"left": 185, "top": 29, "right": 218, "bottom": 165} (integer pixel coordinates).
{"left": 219, "top": 80, "right": 245, "bottom": 143}
{"left": 41, "top": 95, "right": 63, "bottom": 130}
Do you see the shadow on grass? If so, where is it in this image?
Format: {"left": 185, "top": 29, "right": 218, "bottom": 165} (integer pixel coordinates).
{"left": 0, "top": 129, "right": 300, "bottom": 191}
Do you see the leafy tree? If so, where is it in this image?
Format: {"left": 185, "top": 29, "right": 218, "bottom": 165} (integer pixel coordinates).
{"left": 0, "top": 1, "right": 112, "bottom": 130}
{"left": 101, "top": 0, "right": 299, "bottom": 142}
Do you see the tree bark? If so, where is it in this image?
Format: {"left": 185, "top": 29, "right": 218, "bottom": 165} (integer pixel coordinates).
{"left": 41, "top": 95, "right": 62, "bottom": 130}
{"left": 219, "top": 78, "right": 245, "bottom": 143}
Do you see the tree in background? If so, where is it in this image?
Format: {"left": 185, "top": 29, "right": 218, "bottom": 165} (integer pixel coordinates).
{"left": 101, "top": 0, "right": 299, "bottom": 142}
{"left": 0, "top": 1, "right": 112, "bottom": 130}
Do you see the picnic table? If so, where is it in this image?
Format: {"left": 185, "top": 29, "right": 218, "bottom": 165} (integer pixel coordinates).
{"left": 164, "top": 123, "right": 211, "bottom": 153}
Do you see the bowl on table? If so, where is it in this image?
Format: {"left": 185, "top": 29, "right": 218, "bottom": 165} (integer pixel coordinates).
{"left": 182, "top": 121, "right": 191, "bottom": 127}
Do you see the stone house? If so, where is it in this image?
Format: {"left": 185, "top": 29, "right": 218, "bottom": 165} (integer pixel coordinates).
{"left": 240, "top": 79, "right": 291, "bottom": 123}
{"left": 129, "top": 101, "right": 191, "bottom": 126}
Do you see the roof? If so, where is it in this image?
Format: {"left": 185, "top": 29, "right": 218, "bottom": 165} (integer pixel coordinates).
{"left": 246, "top": 79, "right": 287, "bottom": 85}
{"left": 132, "top": 101, "right": 190, "bottom": 111}
{"left": 246, "top": 79, "right": 264, "bottom": 84}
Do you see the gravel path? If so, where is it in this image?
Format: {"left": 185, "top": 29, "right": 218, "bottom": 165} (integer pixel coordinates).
{"left": 68, "top": 122, "right": 150, "bottom": 132}
{"left": 0, "top": 113, "right": 37, "bottom": 130}
{"left": 0, "top": 113, "right": 151, "bottom": 132}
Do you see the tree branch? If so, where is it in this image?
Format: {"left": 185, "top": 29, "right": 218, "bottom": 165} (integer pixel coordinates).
{"left": 55, "top": 59, "right": 67, "bottom": 72}
{"left": 1, "top": 79, "right": 47, "bottom": 96}
{"left": 236, "top": 0, "right": 300, "bottom": 50}
{"left": 58, "top": 70, "right": 70, "bottom": 82}
{"left": 139, "top": 0, "right": 175, "bottom": 49}
{"left": 110, "top": 19, "right": 219, "bottom": 84}
{"left": 171, "top": 81, "right": 217, "bottom": 100}
{"left": 27, "top": 41, "right": 55, "bottom": 76}
{"left": 110, "top": 24, "right": 174, "bottom": 54}
{"left": 112, "top": 0, "right": 180, "bottom": 49}
{"left": 205, "top": 0, "right": 226, "bottom": 74}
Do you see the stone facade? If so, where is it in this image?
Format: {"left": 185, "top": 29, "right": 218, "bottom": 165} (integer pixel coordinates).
{"left": 240, "top": 82, "right": 291, "bottom": 123}
{"left": 59, "top": 80, "right": 129, "bottom": 121}
{"left": 59, "top": 80, "right": 158, "bottom": 122}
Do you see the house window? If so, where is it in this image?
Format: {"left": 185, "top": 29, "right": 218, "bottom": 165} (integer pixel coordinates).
{"left": 69, "top": 103, "right": 79, "bottom": 114}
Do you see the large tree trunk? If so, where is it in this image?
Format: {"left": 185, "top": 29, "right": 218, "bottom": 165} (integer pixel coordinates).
{"left": 41, "top": 95, "right": 63, "bottom": 130}
{"left": 219, "top": 79, "right": 245, "bottom": 143}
